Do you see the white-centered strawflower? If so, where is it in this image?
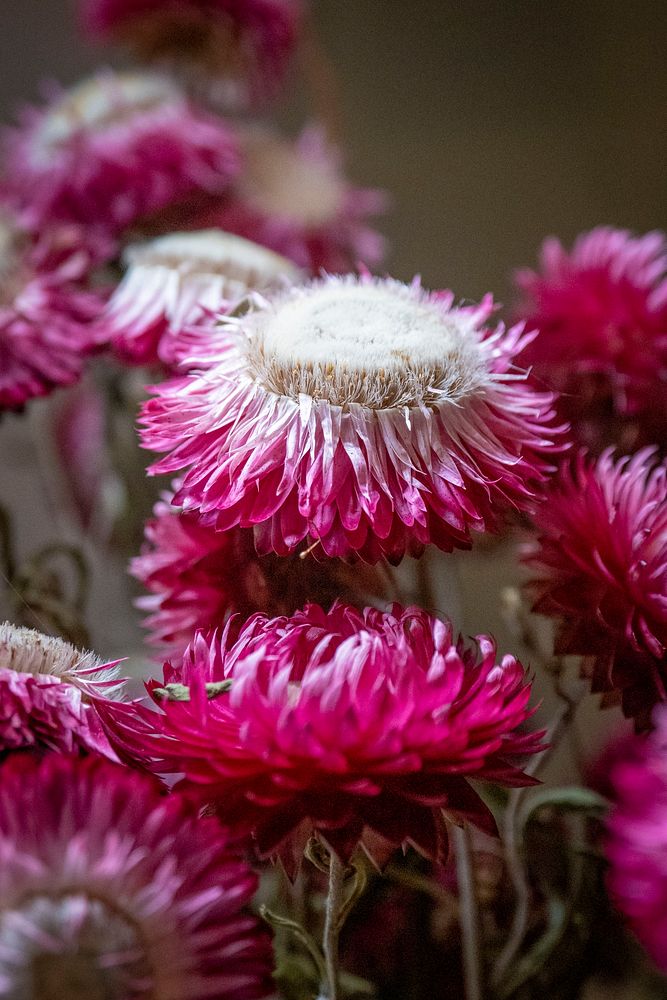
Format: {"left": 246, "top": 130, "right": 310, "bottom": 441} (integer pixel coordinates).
{"left": 0, "top": 623, "right": 124, "bottom": 755}
{"left": 103, "top": 228, "right": 302, "bottom": 366}
{"left": 142, "top": 273, "right": 564, "bottom": 563}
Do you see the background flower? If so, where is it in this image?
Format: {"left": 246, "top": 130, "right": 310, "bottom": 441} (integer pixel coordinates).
{"left": 141, "top": 274, "right": 564, "bottom": 563}
{"left": 524, "top": 448, "right": 667, "bottom": 728}
{"left": 0, "top": 753, "right": 272, "bottom": 999}
{"left": 515, "top": 227, "right": 667, "bottom": 452}
{"left": 100, "top": 603, "right": 543, "bottom": 874}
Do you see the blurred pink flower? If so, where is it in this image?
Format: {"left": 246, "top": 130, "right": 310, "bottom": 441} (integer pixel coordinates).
{"left": 0, "top": 753, "right": 272, "bottom": 998}
{"left": 525, "top": 448, "right": 667, "bottom": 728}
{"left": 606, "top": 707, "right": 667, "bottom": 971}
{"left": 79, "top": 0, "right": 302, "bottom": 106}
{"left": 0, "top": 210, "right": 105, "bottom": 412}
{"left": 100, "top": 603, "right": 543, "bottom": 873}
{"left": 194, "top": 127, "right": 386, "bottom": 273}
{"left": 0, "top": 623, "right": 123, "bottom": 756}
{"left": 103, "top": 229, "right": 301, "bottom": 366}
{"left": 515, "top": 227, "right": 667, "bottom": 452}
{"left": 141, "top": 274, "right": 564, "bottom": 563}
{"left": 132, "top": 486, "right": 385, "bottom": 659}
{"left": 3, "top": 70, "right": 239, "bottom": 237}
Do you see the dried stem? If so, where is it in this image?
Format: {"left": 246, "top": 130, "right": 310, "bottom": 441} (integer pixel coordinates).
{"left": 454, "top": 824, "right": 484, "bottom": 1000}
{"left": 321, "top": 850, "right": 346, "bottom": 1000}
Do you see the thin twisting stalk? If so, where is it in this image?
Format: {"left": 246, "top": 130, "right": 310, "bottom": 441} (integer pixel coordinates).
{"left": 454, "top": 824, "right": 483, "bottom": 1000}
{"left": 322, "top": 850, "right": 346, "bottom": 1000}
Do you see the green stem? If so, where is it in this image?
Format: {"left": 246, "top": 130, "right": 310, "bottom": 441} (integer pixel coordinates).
{"left": 322, "top": 850, "right": 346, "bottom": 1000}
{"left": 453, "top": 825, "right": 484, "bottom": 1000}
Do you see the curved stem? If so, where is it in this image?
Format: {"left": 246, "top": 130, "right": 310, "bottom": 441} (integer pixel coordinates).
{"left": 322, "top": 851, "right": 346, "bottom": 1000}
{"left": 454, "top": 825, "right": 483, "bottom": 1000}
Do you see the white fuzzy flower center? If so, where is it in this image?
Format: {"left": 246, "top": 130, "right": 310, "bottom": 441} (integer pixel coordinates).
{"left": 0, "top": 894, "right": 151, "bottom": 1000}
{"left": 238, "top": 135, "right": 344, "bottom": 227}
{"left": 0, "top": 623, "right": 101, "bottom": 683}
{"left": 127, "top": 229, "right": 300, "bottom": 284}
{"left": 247, "top": 280, "right": 488, "bottom": 409}
{"left": 34, "top": 72, "right": 179, "bottom": 156}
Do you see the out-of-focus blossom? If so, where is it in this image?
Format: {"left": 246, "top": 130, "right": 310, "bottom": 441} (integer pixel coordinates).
{"left": 0, "top": 753, "right": 273, "bottom": 998}
{"left": 195, "top": 127, "right": 386, "bottom": 273}
{"left": 141, "top": 273, "right": 564, "bottom": 564}
{"left": 515, "top": 227, "right": 667, "bottom": 452}
{"left": 100, "top": 603, "right": 543, "bottom": 873}
{"left": 606, "top": 707, "right": 667, "bottom": 971}
{"left": 79, "top": 0, "right": 302, "bottom": 107}
{"left": 102, "top": 228, "right": 301, "bottom": 366}
{"left": 525, "top": 448, "right": 667, "bottom": 728}
{"left": 0, "top": 622, "right": 123, "bottom": 756}
{"left": 3, "top": 70, "right": 240, "bottom": 238}
{"left": 132, "top": 485, "right": 386, "bottom": 659}
{"left": 0, "top": 209, "right": 105, "bottom": 412}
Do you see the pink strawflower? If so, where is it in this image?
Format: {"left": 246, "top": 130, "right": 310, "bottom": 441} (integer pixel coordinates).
{"left": 515, "top": 227, "right": 667, "bottom": 452}
{"left": 141, "top": 274, "right": 564, "bottom": 564}
{"left": 3, "top": 70, "right": 240, "bottom": 237}
{"left": 103, "top": 229, "right": 301, "bottom": 366}
{"left": 195, "top": 127, "right": 386, "bottom": 273}
{"left": 0, "top": 753, "right": 272, "bottom": 998}
{"left": 606, "top": 707, "right": 667, "bottom": 971}
{"left": 0, "top": 209, "right": 105, "bottom": 413}
{"left": 133, "top": 486, "right": 386, "bottom": 658}
{"left": 525, "top": 448, "right": 667, "bottom": 728}
{"left": 79, "top": 0, "right": 302, "bottom": 107}
{"left": 100, "top": 603, "right": 543, "bottom": 872}
{"left": 0, "top": 623, "right": 124, "bottom": 756}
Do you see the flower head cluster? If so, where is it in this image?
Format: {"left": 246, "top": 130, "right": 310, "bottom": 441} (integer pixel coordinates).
{"left": 515, "top": 227, "right": 667, "bottom": 451}
{"left": 0, "top": 209, "right": 105, "bottom": 412}
{"left": 197, "top": 127, "right": 386, "bottom": 273}
{"left": 525, "top": 448, "right": 667, "bottom": 728}
{"left": 3, "top": 70, "right": 240, "bottom": 237}
{"left": 132, "top": 486, "right": 385, "bottom": 659}
{"left": 100, "top": 603, "right": 543, "bottom": 872}
{"left": 0, "top": 753, "right": 272, "bottom": 999}
{"left": 606, "top": 708, "right": 667, "bottom": 971}
{"left": 0, "top": 622, "right": 124, "bottom": 756}
{"left": 103, "top": 228, "right": 301, "bottom": 366}
{"left": 141, "top": 273, "right": 563, "bottom": 564}
{"left": 79, "top": 0, "right": 302, "bottom": 107}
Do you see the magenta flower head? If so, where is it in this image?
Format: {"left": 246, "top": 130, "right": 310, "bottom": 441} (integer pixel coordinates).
{"left": 0, "top": 753, "right": 272, "bottom": 999}
{"left": 3, "top": 70, "right": 240, "bottom": 236}
{"left": 0, "top": 623, "right": 124, "bottom": 757}
{"left": 515, "top": 227, "right": 667, "bottom": 452}
{"left": 0, "top": 208, "right": 105, "bottom": 413}
{"left": 525, "top": 448, "right": 667, "bottom": 728}
{"left": 606, "top": 708, "right": 667, "bottom": 971}
{"left": 103, "top": 228, "right": 301, "bottom": 366}
{"left": 100, "top": 603, "right": 543, "bottom": 873}
{"left": 141, "top": 273, "right": 564, "bottom": 564}
{"left": 79, "top": 0, "right": 302, "bottom": 107}
{"left": 132, "top": 486, "right": 386, "bottom": 659}
{"left": 196, "top": 126, "right": 387, "bottom": 273}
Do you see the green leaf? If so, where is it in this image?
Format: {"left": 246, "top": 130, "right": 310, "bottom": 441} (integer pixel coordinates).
{"left": 517, "top": 786, "right": 609, "bottom": 834}
{"left": 153, "top": 680, "right": 233, "bottom": 702}
{"left": 497, "top": 898, "right": 568, "bottom": 999}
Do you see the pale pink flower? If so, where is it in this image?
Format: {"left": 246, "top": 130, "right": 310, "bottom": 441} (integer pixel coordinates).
{"left": 0, "top": 623, "right": 123, "bottom": 756}
{"left": 195, "top": 127, "right": 386, "bottom": 273}
{"left": 100, "top": 603, "right": 543, "bottom": 873}
{"left": 141, "top": 274, "right": 564, "bottom": 564}
{"left": 79, "top": 0, "right": 302, "bottom": 107}
{"left": 132, "top": 485, "right": 386, "bottom": 658}
{"left": 0, "top": 209, "right": 105, "bottom": 412}
{"left": 606, "top": 707, "right": 667, "bottom": 971}
{"left": 103, "top": 228, "right": 301, "bottom": 366}
{"left": 515, "top": 227, "right": 667, "bottom": 451}
{"left": 0, "top": 753, "right": 272, "bottom": 998}
{"left": 3, "top": 70, "right": 239, "bottom": 237}
{"left": 525, "top": 448, "right": 667, "bottom": 728}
